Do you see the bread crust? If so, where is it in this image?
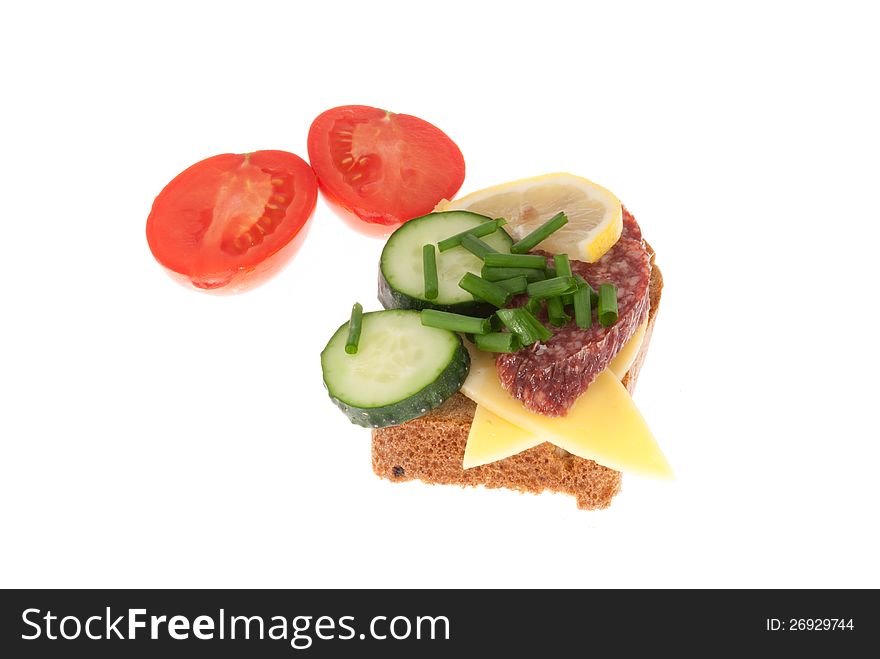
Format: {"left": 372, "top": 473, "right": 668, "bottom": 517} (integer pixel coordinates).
{"left": 372, "top": 249, "right": 662, "bottom": 510}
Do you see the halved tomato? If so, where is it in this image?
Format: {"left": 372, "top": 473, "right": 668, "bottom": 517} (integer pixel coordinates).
{"left": 146, "top": 150, "right": 317, "bottom": 293}
{"left": 308, "top": 105, "right": 465, "bottom": 231}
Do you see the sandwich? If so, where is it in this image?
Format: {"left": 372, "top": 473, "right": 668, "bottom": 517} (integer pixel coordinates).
{"left": 320, "top": 174, "right": 671, "bottom": 509}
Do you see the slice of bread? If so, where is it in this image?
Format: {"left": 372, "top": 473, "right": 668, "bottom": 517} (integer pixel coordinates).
{"left": 372, "top": 250, "right": 662, "bottom": 510}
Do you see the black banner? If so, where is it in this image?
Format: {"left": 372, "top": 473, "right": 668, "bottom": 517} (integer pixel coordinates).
{"left": 0, "top": 589, "right": 874, "bottom": 657}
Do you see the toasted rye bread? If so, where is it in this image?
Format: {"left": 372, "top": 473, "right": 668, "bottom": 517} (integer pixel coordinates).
{"left": 372, "top": 248, "right": 662, "bottom": 510}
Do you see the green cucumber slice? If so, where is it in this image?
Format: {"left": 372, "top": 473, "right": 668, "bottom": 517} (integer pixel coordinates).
{"left": 321, "top": 310, "right": 469, "bottom": 428}
{"left": 379, "top": 211, "right": 513, "bottom": 317}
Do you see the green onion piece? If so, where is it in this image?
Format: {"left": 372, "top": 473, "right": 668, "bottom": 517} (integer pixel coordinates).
{"left": 474, "top": 331, "right": 522, "bottom": 353}
{"left": 488, "top": 313, "right": 503, "bottom": 331}
{"left": 421, "top": 309, "right": 491, "bottom": 335}
{"left": 494, "top": 276, "right": 529, "bottom": 295}
{"left": 482, "top": 266, "right": 546, "bottom": 282}
{"left": 526, "top": 276, "right": 578, "bottom": 299}
{"left": 510, "top": 211, "right": 568, "bottom": 254}
{"left": 558, "top": 265, "right": 573, "bottom": 305}
{"left": 598, "top": 283, "right": 619, "bottom": 327}
{"left": 547, "top": 296, "right": 570, "bottom": 327}
{"left": 573, "top": 283, "right": 592, "bottom": 329}
{"left": 458, "top": 272, "right": 511, "bottom": 308}
{"left": 482, "top": 252, "right": 547, "bottom": 269}
{"left": 546, "top": 266, "right": 572, "bottom": 306}
{"left": 575, "top": 275, "right": 600, "bottom": 305}
{"left": 460, "top": 233, "right": 498, "bottom": 260}
{"left": 556, "top": 265, "right": 575, "bottom": 304}
{"left": 554, "top": 254, "right": 572, "bottom": 278}
{"left": 345, "top": 303, "right": 364, "bottom": 354}
{"left": 525, "top": 310, "right": 553, "bottom": 342}
{"left": 437, "top": 218, "right": 505, "bottom": 252}
{"left": 495, "top": 308, "right": 538, "bottom": 345}
{"left": 525, "top": 297, "right": 543, "bottom": 316}
{"left": 495, "top": 307, "right": 552, "bottom": 346}
{"left": 422, "top": 244, "right": 438, "bottom": 300}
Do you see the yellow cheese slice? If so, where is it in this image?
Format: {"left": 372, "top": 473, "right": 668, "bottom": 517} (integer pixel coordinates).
{"left": 461, "top": 346, "right": 673, "bottom": 479}
{"left": 462, "top": 405, "right": 544, "bottom": 469}
{"left": 608, "top": 320, "right": 648, "bottom": 378}
{"left": 463, "top": 321, "right": 650, "bottom": 470}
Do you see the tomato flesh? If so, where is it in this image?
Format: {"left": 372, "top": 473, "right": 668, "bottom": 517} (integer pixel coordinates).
{"left": 308, "top": 105, "right": 465, "bottom": 229}
{"left": 146, "top": 150, "right": 317, "bottom": 293}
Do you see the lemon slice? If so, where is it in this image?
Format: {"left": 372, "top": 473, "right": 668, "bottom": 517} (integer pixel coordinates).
{"left": 435, "top": 173, "right": 623, "bottom": 262}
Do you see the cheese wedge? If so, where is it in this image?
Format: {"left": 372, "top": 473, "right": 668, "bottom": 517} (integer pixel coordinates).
{"left": 461, "top": 345, "right": 673, "bottom": 478}
{"left": 608, "top": 320, "right": 647, "bottom": 378}
{"left": 463, "top": 321, "right": 652, "bottom": 470}
{"left": 462, "top": 405, "right": 543, "bottom": 469}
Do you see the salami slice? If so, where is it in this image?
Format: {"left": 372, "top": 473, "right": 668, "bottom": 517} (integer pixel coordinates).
{"left": 495, "top": 208, "right": 652, "bottom": 416}
{"left": 620, "top": 205, "right": 642, "bottom": 241}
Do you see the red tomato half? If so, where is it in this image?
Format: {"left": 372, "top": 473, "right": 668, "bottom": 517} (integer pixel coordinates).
{"left": 307, "top": 105, "right": 465, "bottom": 230}
{"left": 146, "top": 150, "right": 317, "bottom": 293}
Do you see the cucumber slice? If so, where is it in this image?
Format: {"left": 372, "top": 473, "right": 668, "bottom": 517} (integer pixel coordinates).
{"left": 321, "top": 310, "right": 470, "bottom": 428}
{"left": 379, "top": 211, "right": 513, "bottom": 317}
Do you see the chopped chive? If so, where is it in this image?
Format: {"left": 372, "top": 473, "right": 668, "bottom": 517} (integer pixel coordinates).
{"left": 495, "top": 307, "right": 552, "bottom": 346}
{"left": 523, "top": 310, "right": 553, "bottom": 342}
{"left": 526, "top": 276, "right": 578, "bottom": 299}
{"left": 422, "top": 244, "right": 438, "bottom": 300}
{"left": 554, "top": 254, "right": 572, "bottom": 278}
{"left": 474, "top": 331, "right": 522, "bottom": 353}
{"left": 483, "top": 252, "right": 547, "bottom": 269}
{"left": 494, "top": 275, "right": 529, "bottom": 295}
{"left": 437, "top": 218, "right": 506, "bottom": 252}
{"left": 345, "top": 303, "right": 363, "bottom": 354}
{"left": 458, "top": 272, "right": 511, "bottom": 308}
{"left": 489, "top": 313, "right": 503, "bottom": 332}
{"left": 553, "top": 254, "right": 574, "bottom": 307}
{"left": 460, "top": 233, "right": 498, "bottom": 259}
{"left": 573, "top": 283, "right": 592, "bottom": 329}
{"left": 544, "top": 262, "right": 571, "bottom": 305}
{"left": 421, "top": 309, "right": 491, "bottom": 335}
{"left": 598, "top": 283, "right": 619, "bottom": 327}
{"left": 575, "top": 275, "right": 600, "bottom": 305}
{"left": 482, "top": 266, "right": 546, "bottom": 282}
{"left": 495, "top": 308, "right": 538, "bottom": 345}
{"left": 510, "top": 211, "right": 568, "bottom": 254}
{"left": 525, "top": 297, "right": 543, "bottom": 316}
{"left": 547, "top": 296, "right": 570, "bottom": 327}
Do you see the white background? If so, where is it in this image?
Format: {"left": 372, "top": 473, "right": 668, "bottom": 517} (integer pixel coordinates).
{"left": 2, "top": 1, "right": 878, "bottom": 588}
